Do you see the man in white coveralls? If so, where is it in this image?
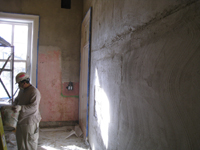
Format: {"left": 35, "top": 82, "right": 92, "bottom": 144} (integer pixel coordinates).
{"left": 13, "top": 72, "right": 41, "bottom": 150}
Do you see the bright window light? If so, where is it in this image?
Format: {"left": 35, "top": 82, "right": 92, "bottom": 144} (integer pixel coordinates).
{"left": 94, "top": 68, "right": 110, "bottom": 149}
{"left": 0, "top": 24, "right": 12, "bottom": 43}
{"left": 61, "top": 145, "right": 89, "bottom": 150}
{"left": 41, "top": 145, "right": 59, "bottom": 150}
{"left": 41, "top": 145, "right": 89, "bottom": 150}
{"left": 0, "top": 12, "right": 40, "bottom": 102}
{"left": 14, "top": 24, "right": 28, "bottom": 60}
{"left": 0, "top": 23, "right": 27, "bottom": 102}
{"left": 92, "top": 144, "right": 95, "bottom": 150}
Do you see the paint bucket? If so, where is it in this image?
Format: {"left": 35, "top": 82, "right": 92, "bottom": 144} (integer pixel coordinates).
{"left": 0, "top": 105, "right": 19, "bottom": 131}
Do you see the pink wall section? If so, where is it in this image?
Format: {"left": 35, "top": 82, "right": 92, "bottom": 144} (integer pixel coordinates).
{"left": 38, "top": 49, "right": 79, "bottom": 122}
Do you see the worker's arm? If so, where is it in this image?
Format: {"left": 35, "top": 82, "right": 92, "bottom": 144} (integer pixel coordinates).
{"left": 12, "top": 92, "right": 20, "bottom": 112}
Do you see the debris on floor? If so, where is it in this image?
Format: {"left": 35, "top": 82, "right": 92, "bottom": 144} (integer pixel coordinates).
{"left": 5, "top": 126, "right": 90, "bottom": 150}
{"left": 4, "top": 131, "right": 17, "bottom": 150}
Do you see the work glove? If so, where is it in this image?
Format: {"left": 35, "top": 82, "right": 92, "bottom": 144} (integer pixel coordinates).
{"left": 12, "top": 105, "right": 22, "bottom": 112}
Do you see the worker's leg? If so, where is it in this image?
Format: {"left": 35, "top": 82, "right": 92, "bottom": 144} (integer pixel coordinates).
{"left": 16, "top": 124, "right": 26, "bottom": 150}
{"left": 16, "top": 123, "right": 39, "bottom": 150}
{"left": 27, "top": 123, "right": 39, "bottom": 150}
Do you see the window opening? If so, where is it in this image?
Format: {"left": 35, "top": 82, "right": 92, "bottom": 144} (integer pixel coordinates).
{"left": 0, "top": 12, "right": 39, "bottom": 104}
{"left": 0, "top": 22, "right": 30, "bottom": 103}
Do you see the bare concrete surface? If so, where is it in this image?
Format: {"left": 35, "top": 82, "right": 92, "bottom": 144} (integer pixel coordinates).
{"left": 5, "top": 126, "right": 90, "bottom": 150}
{"left": 84, "top": 0, "right": 200, "bottom": 150}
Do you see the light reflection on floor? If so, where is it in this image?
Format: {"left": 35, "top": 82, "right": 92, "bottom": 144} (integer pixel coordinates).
{"left": 40, "top": 144, "right": 88, "bottom": 150}
{"left": 38, "top": 128, "right": 90, "bottom": 150}
{"left": 5, "top": 126, "right": 90, "bottom": 150}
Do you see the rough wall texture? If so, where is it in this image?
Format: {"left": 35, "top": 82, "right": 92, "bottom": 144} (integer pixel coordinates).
{"left": 0, "top": 0, "right": 82, "bottom": 122}
{"left": 83, "top": 0, "right": 200, "bottom": 150}
{"left": 38, "top": 46, "right": 78, "bottom": 122}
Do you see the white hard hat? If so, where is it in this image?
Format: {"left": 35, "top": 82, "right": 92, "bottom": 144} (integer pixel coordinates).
{"left": 15, "top": 72, "right": 29, "bottom": 83}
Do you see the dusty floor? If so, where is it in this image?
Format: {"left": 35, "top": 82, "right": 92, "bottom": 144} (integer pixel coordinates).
{"left": 5, "top": 126, "right": 90, "bottom": 150}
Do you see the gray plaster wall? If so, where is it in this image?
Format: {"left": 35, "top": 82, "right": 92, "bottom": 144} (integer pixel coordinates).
{"left": 83, "top": 0, "right": 200, "bottom": 150}
{"left": 0, "top": 0, "right": 83, "bottom": 82}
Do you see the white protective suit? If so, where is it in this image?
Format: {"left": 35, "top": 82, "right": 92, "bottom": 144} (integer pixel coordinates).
{"left": 14, "top": 85, "right": 41, "bottom": 150}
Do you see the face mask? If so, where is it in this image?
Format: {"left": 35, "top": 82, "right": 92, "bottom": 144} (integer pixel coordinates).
{"left": 18, "top": 82, "right": 24, "bottom": 90}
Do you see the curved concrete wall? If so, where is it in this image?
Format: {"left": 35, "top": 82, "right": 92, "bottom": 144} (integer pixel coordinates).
{"left": 84, "top": 0, "right": 200, "bottom": 149}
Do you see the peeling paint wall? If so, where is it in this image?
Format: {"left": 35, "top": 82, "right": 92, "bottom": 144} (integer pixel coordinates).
{"left": 38, "top": 46, "right": 78, "bottom": 122}
{"left": 0, "top": 0, "right": 82, "bottom": 122}
{"left": 83, "top": 0, "right": 200, "bottom": 150}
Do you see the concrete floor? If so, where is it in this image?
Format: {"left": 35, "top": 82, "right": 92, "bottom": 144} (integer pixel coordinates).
{"left": 5, "top": 126, "right": 90, "bottom": 150}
